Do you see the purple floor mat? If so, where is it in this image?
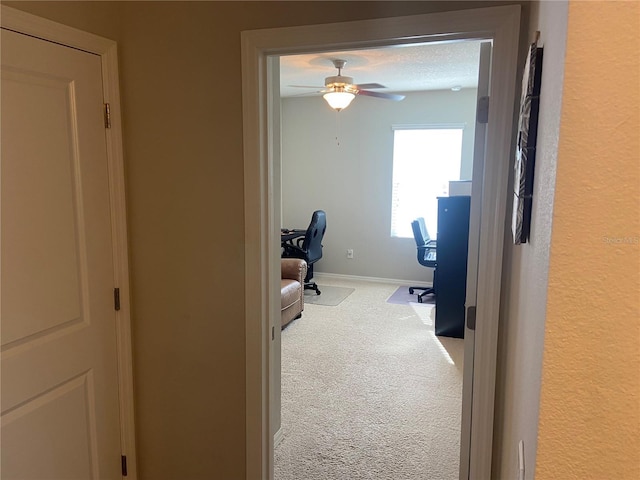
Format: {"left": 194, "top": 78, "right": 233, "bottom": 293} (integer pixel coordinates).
{"left": 386, "top": 285, "right": 435, "bottom": 305}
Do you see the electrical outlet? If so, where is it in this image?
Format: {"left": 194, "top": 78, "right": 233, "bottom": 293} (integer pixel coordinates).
{"left": 346, "top": 249, "right": 354, "bottom": 259}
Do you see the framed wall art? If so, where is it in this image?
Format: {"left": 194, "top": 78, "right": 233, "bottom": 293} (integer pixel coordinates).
{"left": 512, "top": 36, "right": 543, "bottom": 244}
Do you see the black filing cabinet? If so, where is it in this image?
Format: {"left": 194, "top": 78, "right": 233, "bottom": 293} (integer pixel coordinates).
{"left": 435, "top": 196, "right": 470, "bottom": 338}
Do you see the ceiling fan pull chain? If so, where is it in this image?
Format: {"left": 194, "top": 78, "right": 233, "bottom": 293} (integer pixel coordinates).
{"left": 335, "top": 110, "right": 341, "bottom": 147}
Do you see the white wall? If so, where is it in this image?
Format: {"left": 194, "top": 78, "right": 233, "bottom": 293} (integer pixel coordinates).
{"left": 281, "top": 88, "right": 478, "bottom": 283}
{"left": 493, "top": 1, "right": 568, "bottom": 478}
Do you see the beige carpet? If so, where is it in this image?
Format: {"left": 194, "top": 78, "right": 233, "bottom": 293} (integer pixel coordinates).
{"left": 276, "top": 277, "right": 464, "bottom": 480}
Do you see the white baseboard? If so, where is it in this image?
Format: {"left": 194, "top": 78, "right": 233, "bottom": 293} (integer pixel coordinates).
{"left": 314, "top": 272, "right": 432, "bottom": 289}
{"left": 274, "top": 427, "right": 284, "bottom": 448}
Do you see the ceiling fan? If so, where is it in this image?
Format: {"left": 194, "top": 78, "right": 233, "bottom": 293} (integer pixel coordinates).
{"left": 291, "top": 59, "right": 405, "bottom": 111}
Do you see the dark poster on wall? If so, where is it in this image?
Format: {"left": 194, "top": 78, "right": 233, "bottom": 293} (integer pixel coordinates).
{"left": 512, "top": 40, "right": 543, "bottom": 245}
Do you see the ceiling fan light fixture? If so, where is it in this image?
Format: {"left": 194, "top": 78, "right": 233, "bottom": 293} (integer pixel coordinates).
{"left": 323, "top": 91, "right": 355, "bottom": 111}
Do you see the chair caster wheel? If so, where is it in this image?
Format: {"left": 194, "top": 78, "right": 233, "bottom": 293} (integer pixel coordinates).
{"left": 409, "top": 288, "right": 415, "bottom": 294}
{"left": 418, "top": 297, "right": 423, "bottom": 303}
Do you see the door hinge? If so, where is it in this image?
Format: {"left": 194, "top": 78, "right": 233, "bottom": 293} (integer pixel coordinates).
{"left": 477, "top": 96, "right": 489, "bottom": 124}
{"left": 272, "top": 326, "right": 275, "bottom": 340}
{"left": 104, "top": 103, "right": 111, "bottom": 129}
{"left": 121, "top": 455, "right": 128, "bottom": 476}
{"left": 466, "top": 305, "right": 477, "bottom": 331}
{"left": 114, "top": 288, "right": 121, "bottom": 311}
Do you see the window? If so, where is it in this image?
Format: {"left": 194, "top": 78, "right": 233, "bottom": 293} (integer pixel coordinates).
{"left": 390, "top": 126, "right": 464, "bottom": 239}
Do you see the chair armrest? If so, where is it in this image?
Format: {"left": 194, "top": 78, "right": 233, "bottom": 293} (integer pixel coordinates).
{"left": 417, "top": 245, "right": 437, "bottom": 268}
{"left": 281, "top": 258, "right": 307, "bottom": 283}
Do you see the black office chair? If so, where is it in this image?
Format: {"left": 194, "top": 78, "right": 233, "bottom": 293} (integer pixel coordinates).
{"left": 282, "top": 210, "right": 326, "bottom": 295}
{"left": 408, "top": 217, "right": 438, "bottom": 303}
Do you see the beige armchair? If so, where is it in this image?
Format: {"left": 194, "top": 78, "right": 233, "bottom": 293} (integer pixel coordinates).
{"left": 281, "top": 258, "right": 307, "bottom": 328}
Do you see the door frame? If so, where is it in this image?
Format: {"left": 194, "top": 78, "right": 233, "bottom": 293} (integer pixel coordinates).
{"left": 1, "top": 6, "right": 137, "bottom": 478}
{"left": 242, "top": 5, "right": 520, "bottom": 479}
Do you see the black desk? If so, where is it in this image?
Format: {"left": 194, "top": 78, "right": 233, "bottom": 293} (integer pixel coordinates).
{"left": 281, "top": 229, "right": 305, "bottom": 246}
{"left": 435, "top": 196, "right": 470, "bottom": 339}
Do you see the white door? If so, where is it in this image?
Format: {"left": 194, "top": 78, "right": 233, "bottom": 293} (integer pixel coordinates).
{"left": 459, "top": 41, "right": 492, "bottom": 480}
{"left": 1, "top": 28, "right": 122, "bottom": 479}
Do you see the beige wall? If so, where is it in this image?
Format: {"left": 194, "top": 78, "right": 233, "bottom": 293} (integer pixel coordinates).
{"left": 493, "top": 1, "right": 569, "bottom": 478}
{"left": 4, "top": 2, "right": 530, "bottom": 478}
{"left": 7, "top": 1, "right": 637, "bottom": 478}
{"left": 535, "top": 1, "right": 640, "bottom": 478}
{"left": 496, "top": 2, "right": 640, "bottom": 479}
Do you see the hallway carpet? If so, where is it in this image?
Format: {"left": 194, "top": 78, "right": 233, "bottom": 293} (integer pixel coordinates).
{"left": 275, "top": 277, "right": 464, "bottom": 480}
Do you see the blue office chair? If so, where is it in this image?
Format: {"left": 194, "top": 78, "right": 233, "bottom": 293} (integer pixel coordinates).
{"left": 408, "top": 217, "right": 437, "bottom": 303}
{"left": 282, "top": 210, "right": 326, "bottom": 295}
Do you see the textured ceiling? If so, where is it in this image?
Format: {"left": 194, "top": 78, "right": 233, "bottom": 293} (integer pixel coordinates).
{"left": 280, "top": 40, "right": 483, "bottom": 98}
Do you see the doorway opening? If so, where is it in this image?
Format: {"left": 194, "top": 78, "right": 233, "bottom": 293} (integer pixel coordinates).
{"left": 242, "top": 6, "right": 521, "bottom": 479}
{"left": 276, "top": 40, "right": 483, "bottom": 478}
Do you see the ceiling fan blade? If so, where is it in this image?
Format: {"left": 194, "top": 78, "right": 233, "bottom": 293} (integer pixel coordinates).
{"left": 357, "top": 90, "right": 405, "bottom": 101}
{"left": 289, "top": 91, "right": 324, "bottom": 97}
{"left": 354, "top": 83, "right": 386, "bottom": 90}
{"left": 288, "top": 85, "right": 326, "bottom": 89}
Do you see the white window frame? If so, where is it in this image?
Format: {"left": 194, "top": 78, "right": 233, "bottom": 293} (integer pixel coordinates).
{"left": 390, "top": 124, "right": 465, "bottom": 239}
